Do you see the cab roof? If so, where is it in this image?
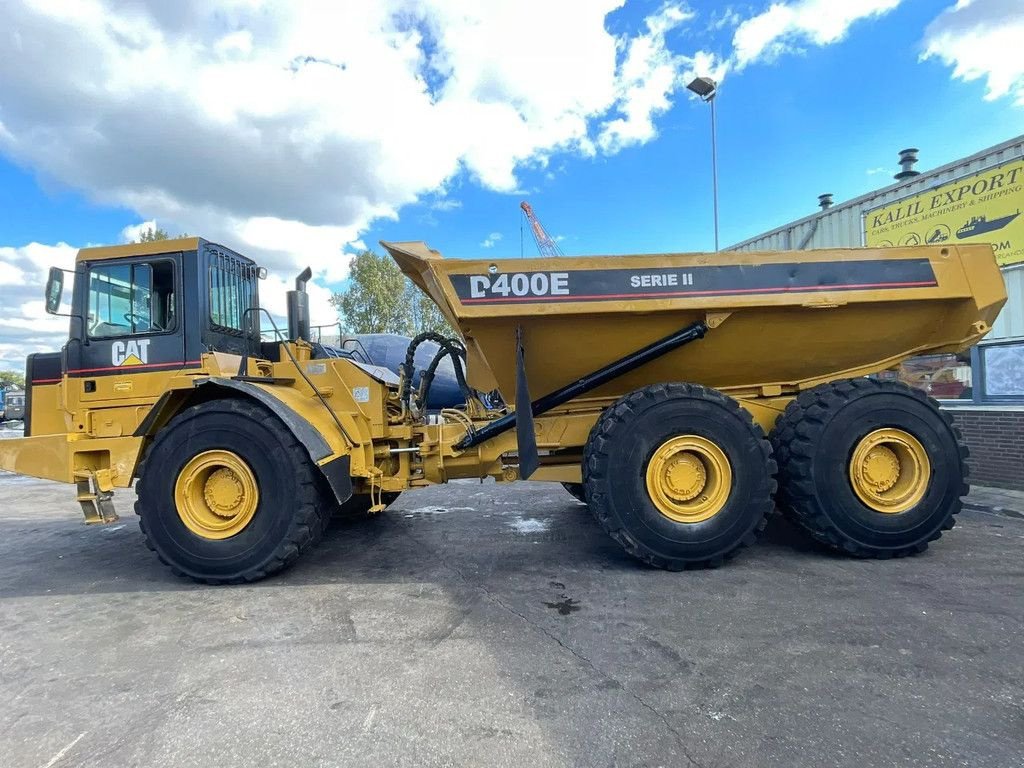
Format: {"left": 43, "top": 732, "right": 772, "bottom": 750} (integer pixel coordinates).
{"left": 75, "top": 237, "right": 203, "bottom": 262}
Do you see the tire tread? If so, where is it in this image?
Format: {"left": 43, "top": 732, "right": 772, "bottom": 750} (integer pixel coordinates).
{"left": 135, "top": 399, "right": 331, "bottom": 584}
{"left": 584, "top": 382, "right": 776, "bottom": 570}
{"left": 770, "top": 378, "right": 967, "bottom": 558}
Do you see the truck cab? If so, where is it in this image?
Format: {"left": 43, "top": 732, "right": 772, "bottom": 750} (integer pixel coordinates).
{"left": 26, "top": 237, "right": 262, "bottom": 436}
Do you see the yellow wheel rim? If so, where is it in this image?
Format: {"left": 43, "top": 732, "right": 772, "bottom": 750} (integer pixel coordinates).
{"left": 849, "top": 428, "right": 930, "bottom": 514}
{"left": 645, "top": 435, "right": 732, "bottom": 523}
{"left": 174, "top": 450, "right": 260, "bottom": 539}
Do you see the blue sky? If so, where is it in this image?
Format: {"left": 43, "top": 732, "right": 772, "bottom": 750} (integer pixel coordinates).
{"left": 369, "top": 0, "right": 1020, "bottom": 257}
{"left": 1, "top": 0, "right": 1022, "bottom": 368}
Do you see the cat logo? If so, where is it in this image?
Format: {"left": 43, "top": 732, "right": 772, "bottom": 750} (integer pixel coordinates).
{"left": 112, "top": 339, "right": 151, "bottom": 367}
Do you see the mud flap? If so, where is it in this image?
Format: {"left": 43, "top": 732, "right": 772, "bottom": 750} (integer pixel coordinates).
{"left": 515, "top": 326, "right": 539, "bottom": 479}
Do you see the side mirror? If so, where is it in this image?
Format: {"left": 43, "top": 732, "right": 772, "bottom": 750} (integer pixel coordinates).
{"left": 44, "top": 267, "right": 64, "bottom": 315}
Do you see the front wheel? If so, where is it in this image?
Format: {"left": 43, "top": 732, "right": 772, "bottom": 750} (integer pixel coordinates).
{"left": 584, "top": 383, "right": 776, "bottom": 570}
{"left": 135, "top": 399, "right": 330, "bottom": 584}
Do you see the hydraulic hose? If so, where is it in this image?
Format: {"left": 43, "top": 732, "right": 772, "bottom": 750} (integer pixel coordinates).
{"left": 400, "top": 332, "right": 471, "bottom": 411}
{"left": 416, "top": 342, "right": 470, "bottom": 411}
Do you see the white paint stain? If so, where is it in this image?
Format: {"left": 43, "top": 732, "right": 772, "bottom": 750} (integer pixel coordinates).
{"left": 507, "top": 517, "right": 551, "bottom": 534}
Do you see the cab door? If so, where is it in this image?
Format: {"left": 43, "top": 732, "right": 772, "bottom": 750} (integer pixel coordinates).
{"left": 66, "top": 254, "right": 187, "bottom": 421}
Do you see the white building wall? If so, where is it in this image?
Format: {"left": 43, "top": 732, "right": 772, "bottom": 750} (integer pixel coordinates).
{"left": 993, "top": 267, "right": 1024, "bottom": 339}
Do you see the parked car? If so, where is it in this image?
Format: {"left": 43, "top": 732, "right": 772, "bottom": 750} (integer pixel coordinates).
{"left": 3, "top": 390, "right": 25, "bottom": 421}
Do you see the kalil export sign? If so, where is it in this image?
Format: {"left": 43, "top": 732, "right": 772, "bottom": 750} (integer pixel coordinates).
{"left": 864, "top": 156, "right": 1024, "bottom": 267}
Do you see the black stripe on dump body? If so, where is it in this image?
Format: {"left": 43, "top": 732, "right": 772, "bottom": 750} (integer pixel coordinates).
{"left": 449, "top": 258, "right": 938, "bottom": 305}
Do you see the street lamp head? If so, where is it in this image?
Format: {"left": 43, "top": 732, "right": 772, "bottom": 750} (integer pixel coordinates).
{"left": 686, "top": 76, "right": 717, "bottom": 101}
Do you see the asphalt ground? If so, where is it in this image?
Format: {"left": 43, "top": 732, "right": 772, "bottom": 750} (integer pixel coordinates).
{"left": 1, "top": 472, "right": 1022, "bottom": 768}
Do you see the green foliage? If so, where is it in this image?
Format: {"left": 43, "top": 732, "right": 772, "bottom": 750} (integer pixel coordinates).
{"left": 406, "top": 283, "right": 451, "bottom": 336}
{"left": 134, "top": 226, "right": 190, "bottom": 243}
{"left": 331, "top": 250, "right": 453, "bottom": 336}
{"left": 0, "top": 371, "right": 26, "bottom": 390}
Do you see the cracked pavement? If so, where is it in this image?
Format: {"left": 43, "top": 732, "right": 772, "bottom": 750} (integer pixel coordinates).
{"left": 1, "top": 474, "right": 1022, "bottom": 767}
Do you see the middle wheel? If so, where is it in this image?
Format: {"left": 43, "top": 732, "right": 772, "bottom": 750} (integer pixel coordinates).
{"left": 584, "top": 383, "right": 776, "bottom": 570}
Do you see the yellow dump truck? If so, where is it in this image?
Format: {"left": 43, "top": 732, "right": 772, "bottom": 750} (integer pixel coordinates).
{"left": 0, "top": 237, "right": 1005, "bottom": 583}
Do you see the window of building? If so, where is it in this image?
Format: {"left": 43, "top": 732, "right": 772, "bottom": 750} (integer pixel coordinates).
{"left": 887, "top": 353, "right": 974, "bottom": 401}
{"left": 88, "top": 261, "right": 176, "bottom": 338}
{"left": 885, "top": 340, "right": 1024, "bottom": 404}
{"left": 981, "top": 341, "right": 1024, "bottom": 399}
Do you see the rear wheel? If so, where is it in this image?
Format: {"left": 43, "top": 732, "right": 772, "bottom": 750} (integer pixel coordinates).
{"left": 770, "top": 378, "right": 968, "bottom": 558}
{"left": 135, "top": 399, "right": 330, "bottom": 584}
{"left": 584, "top": 383, "right": 776, "bottom": 570}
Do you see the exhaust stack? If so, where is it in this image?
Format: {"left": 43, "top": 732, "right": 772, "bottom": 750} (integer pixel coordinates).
{"left": 287, "top": 267, "right": 313, "bottom": 341}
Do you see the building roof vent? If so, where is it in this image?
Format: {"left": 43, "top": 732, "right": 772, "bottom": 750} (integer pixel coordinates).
{"left": 818, "top": 193, "right": 834, "bottom": 210}
{"left": 895, "top": 148, "right": 920, "bottom": 180}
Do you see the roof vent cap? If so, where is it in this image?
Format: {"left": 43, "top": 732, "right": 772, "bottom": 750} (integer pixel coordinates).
{"left": 895, "top": 148, "right": 920, "bottom": 180}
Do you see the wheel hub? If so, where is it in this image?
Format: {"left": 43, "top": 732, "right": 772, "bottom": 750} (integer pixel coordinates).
{"left": 203, "top": 468, "right": 246, "bottom": 516}
{"left": 849, "top": 428, "right": 930, "bottom": 514}
{"left": 665, "top": 453, "right": 707, "bottom": 501}
{"left": 174, "top": 450, "right": 260, "bottom": 539}
{"left": 860, "top": 445, "right": 900, "bottom": 492}
{"left": 645, "top": 435, "right": 732, "bottom": 523}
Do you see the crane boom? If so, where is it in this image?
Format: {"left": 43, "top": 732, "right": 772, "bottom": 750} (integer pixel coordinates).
{"left": 520, "top": 201, "right": 564, "bottom": 257}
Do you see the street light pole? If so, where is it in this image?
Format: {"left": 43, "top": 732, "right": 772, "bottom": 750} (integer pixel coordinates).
{"left": 709, "top": 92, "right": 719, "bottom": 252}
{"left": 686, "top": 76, "right": 719, "bottom": 252}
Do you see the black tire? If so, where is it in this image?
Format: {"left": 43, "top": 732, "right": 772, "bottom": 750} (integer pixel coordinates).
{"left": 331, "top": 491, "right": 402, "bottom": 520}
{"left": 135, "top": 399, "right": 331, "bottom": 584}
{"left": 770, "top": 378, "right": 968, "bottom": 558}
{"left": 584, "top": 383, "right": 776, "bottom": 570}
{"left": 562, "top": 482, "right": 587, "bottom": 504}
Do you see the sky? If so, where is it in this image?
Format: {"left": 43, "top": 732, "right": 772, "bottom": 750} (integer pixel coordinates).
{"left": 1, "top": 0, "right": 1022, "bottom": 372}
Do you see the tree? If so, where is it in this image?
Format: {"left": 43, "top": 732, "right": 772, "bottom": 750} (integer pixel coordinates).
{"left": 331, "top": 249, "right": 452, "bottom": 336}
{"left": 0, "top": 371, "right": 26, "bottom": 391}
{"left": 133, "top": 225, "right": 190, "bottom": 243}
{"left": 406, "top": 282, "right": 452, "bottom": 336}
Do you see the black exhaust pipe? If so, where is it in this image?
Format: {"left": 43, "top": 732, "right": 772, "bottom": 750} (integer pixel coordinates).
{"left": 287, "top": 267, "right": 313, "bottom": 341}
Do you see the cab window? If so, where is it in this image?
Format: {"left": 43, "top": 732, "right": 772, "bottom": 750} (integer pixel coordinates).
{"left": 209, "top": 260, "right": 256, "bottom": 333}
{"left": 88, "top": 261, "right": 176, "bottom": 338}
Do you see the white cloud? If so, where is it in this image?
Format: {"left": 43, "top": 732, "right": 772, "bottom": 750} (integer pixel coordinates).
{"left": 480, "top": 232, "right": 503, "bottom": 248}
{"left": 0, "top": 0, "right": 642, "bottom": 281}
{"left": 921, "top": 0, "right": 1024, "bottom": 106}
{"left": 866, "top": 166, "right": 889, "bottom": 175}
{"left": 428, "top": 199, "right": 462, "bottom": 211}
{"left": 598, "top": 5, "right": 729, "bottom": 152}
{"left": 732, "top": 0, "right": 902, "bottom": 69}
{"left": 0, "top": 243, "right": 77, "bottom": 371}
{"left": 708, "top": 7, "right": 743, "bottom": 32}
{"left": 120, "top": 220, "right": 158, "bottom": 243}
{"left": 0, "top": 0, "right": 703, "bottom": 362}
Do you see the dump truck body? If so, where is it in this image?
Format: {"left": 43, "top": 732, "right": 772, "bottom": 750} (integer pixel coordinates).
{"left": 0, "top": 237, "right": 1006, "bottom": 582}
{"left": 382, "top": 241, "right": 1003, "bottom": 402}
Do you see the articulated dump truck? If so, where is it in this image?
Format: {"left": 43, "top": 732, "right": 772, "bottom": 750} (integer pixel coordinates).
{"left": 0, "top": 237, "right": 1005, "bottom": 583}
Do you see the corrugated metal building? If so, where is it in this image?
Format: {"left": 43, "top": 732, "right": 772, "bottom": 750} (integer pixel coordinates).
{"left": 729, "top": 135, "right": 1024, "bottom": 489}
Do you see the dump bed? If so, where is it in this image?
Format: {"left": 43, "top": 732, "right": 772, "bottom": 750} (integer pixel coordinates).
{"left": 381, "top": 242, "right": 1005, "bottom": 401}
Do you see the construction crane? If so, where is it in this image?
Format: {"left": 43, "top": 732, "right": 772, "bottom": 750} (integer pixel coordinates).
{"left": 520, "top": 201, "right": 564, "bottom": 257}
